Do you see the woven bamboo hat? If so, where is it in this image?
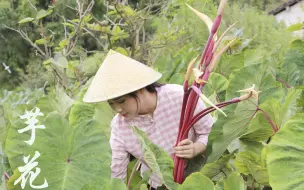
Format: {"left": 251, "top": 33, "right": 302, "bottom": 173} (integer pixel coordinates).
{"left": 83, "top": 50, "right": 162, "bottom": 103}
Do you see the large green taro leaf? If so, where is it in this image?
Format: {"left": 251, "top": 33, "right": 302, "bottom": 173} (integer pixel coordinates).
{"left": 108, "top": 178, "right": 127, "bottom": 190}
{"left": 235, "top": 151, "right": 269, "bottom": 185}
{"left": 131, "top": 126, "right": 177, "bottom": 190}
{"left": 34, "top": 87, "right": 74, "bottom": 118}
{"left": 240, "top": 109, "right": 274, "bottom": 142}
{"left": 207, "top": 101, "right": 258, "bottom": 163}
{"left": 277, "top": 39, "right": 304, "bottom": 87}
{"left": 6, "top": 112, "right": 111, "bottom": 190}
{"left": 69, "top": 102, "right": 95, "bottom": 129}
{"left": 226, "top": 63, "right": 284, "bottom": 105}
{"left": 203, "top": 73, "right": 229, "bottom": 97}
{"left": 224, "top": 172, "right": 246, "bottom": 190}
{"left": 278, "top": 51, "right": 302, "bottom": 87}
{"left": 127, "top": 160, "right": 151, "bottom": 190}
{"left": 243, "top": 49, "right": 265, "bottom": 67}
{"left": 200, "top": 154, "right": 232, "bottom": 181}
{"left": 242, "top": 89, "right": 301, "bottom": 141}
{"left": 178, "top": 172, "right": 214, "bottom": 190}
{"left": 214, "top": 177, "right": 225, "bottom": 190}
{"left": 217, "top": 53, "right": 244, "bottom": 78}
{"left": 70, "top": 101, "right": 114, "bottom": 139}
{"left": 267, "top": 113, "right": 304, "bottom": 190}
{"left": 207, "top": 63, "right": 284, "bottom": 162}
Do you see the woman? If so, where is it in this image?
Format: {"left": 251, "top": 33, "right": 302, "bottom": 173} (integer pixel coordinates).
{"left": 83, "top": 50, "right": 213, "bottom": 189}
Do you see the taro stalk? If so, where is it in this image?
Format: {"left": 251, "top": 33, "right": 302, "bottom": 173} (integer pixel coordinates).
{"left": 173, "top": 0, "right": 257, "bottom": 183}
{"left": 174, "top": 0, "right": 281, "bottom": 183}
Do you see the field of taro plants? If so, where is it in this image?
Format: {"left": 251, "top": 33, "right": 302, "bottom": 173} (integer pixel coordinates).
{"left": 0, "top": 0, "right": 303, "bottom": 190}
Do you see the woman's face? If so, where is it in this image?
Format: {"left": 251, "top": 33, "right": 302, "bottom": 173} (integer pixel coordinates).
{"left": 108, "top": 94, "right": 139, "bottom": 119}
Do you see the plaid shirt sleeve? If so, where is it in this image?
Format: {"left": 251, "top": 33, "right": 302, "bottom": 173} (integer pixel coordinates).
{"left": 192, "top": 98, "right": 214, "bottom": 145}
{"left": 109, "top": 119, "right": 130, "bottom": 180}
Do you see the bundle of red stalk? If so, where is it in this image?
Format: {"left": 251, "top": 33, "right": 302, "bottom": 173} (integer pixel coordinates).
{"left": 173, "top": 0, "right": 260, "bottom": 183}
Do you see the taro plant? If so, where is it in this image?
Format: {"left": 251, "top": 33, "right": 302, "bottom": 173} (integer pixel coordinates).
{"left": 1, "top": 0, "right": 303, "bottom": 190}
{"left": 172, "top": 0, "right": 262, "bottom": 183}
{"left": 126, "top": 1, "right": 303, "bottom": 189}
{"left": 0, "top": 85, "right": 117, "bottom": 190}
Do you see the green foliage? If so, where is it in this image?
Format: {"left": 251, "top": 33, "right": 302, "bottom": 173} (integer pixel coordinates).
{"left": 108, "top": 178, "right": 128, "bottom": 190}
{"left": 5, "top": 105, "right": 112, "bottom": 189}
{"left": 286, "top": 23, "right": 304, "bottom": 32}
{"left": 200, "top": 154, "right": 233, "bottom": 181}
{"left": 131, "top": 126, "right": 178, "bottom": 190}
{"left": 222, "top": 3, "right": 291, "bottom": 51}
{"left": 126, "top": 160, "right": 150, "bottom": 190}
{"left": 224, "top": 0, "right": 286, "bottom": 12}
{"left": 267, "top": 113, "right": 304, "bottom": 190}
{"left": 0, "top": 8, "right": 33, "bottom": 89}
{"left": 206, "top": 102, "right": 257, "bottom": 163}
{"left": 278, "top": 39, "right": 304, "bottom": 87}
{"left": 241, "top": 89, "right": 301, "bottom": 141}
{"left": 178, "top": 172, "right": 214, "bottom": 190}
{"left": 69, "top": 102, "right": 94, "bottom": 128}
{"left": 235, "top": 151, "right": 269, "bottom": 185}
{"left": 1, "top": 0, "right": 304, "bottom": 189}
{"left": 224, "top": 172, "right": 246, "bottom": 190}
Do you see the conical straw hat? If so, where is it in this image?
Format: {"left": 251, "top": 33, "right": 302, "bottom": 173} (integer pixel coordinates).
{"left": 83, "top": 50, "right": 162, "bottom": 103}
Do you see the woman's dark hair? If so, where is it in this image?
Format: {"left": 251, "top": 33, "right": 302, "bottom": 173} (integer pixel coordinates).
{"left": 145, "top": 82, "right": 164, "bottom": 93}
{"left": 127, "top": 82, "right": 164, "bottom": 98}
{"left": 108, "top": 82, "right": 164, "bottom": 114}
{"left": 125, "top": 82, "right": 164, "bottom": 114}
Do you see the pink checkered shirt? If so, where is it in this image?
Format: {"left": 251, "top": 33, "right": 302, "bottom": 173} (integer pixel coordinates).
{"left": 110, "top": 84, "right": 214, "bottom": 188}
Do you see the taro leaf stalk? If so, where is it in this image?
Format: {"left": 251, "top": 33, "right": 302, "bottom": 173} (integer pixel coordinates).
{"left": 173, "top": 0, "right": 258, "bottom": 183}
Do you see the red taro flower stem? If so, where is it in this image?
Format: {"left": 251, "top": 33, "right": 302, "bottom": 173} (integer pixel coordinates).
{"left": 185, "top": 95, "right": 200, "bottom": 128}
{"left": 182, "top": 104, "right": 228, "bottom": 140}
{"left": 4, "top": 172, "right": 10, "bottom": 179}
{"left": 175, "top": 93, "right": 198, "bottom": 182}
{"left": 199, "top": 40, "right": 210, "bottom": 68}
{"left": 175, "top": 157, "right": 185, "bottom": 183}
{"left": 203, "top": 41, "right": 215, "bottom": 70}
{"left": 199, "top": 35, "right": 215, "bottom": 69}
{"left": 177, "top": 98, "right": 241, "bottom": 183}
{"left": 183, "top": 80, "right": 189, "bottom": 92}
{"left": 201, "top": 70, "right": 211, "bottom": 83}
{"left": 178, "top": 161, "right": 185, "bottom": 182}
{"left": 182, "top": 100, "right": 241, "bottom": 140}
{"left": 176, "top": 91, "right": 190, "bottom": 144}
{"left": 200, "top": 15, "right": 222, "bottom": 70}
{"left": 182, "top": 82, "right": 200, "bottom": 133}
{"left": 174, "top": 157, "right": 184, "bottom": 182}
{"left": 174, "top": 82, "right": 191, "bottom": 180}
{"left": 181, "top": 91, "right": 196, "bottom": 131}
{"left": 211, "top": 15, "right": 222, "bottom": 34}
{"left": 176, "top": 81, "right": 191, "bottom": 145}
{"left": 176, "top": 100, "right": 239, "bottom": 183}
{"left": 176, "top": 160, "right": 182, "bottom": 182}
{"left": 174, "top": 1, "right": 227, "bottom": 184}
{"left": 173, "top": 158, "right": 179, "bottom": 180}
{"left": 205, "top": 52, "right": 214, "bottom": 68}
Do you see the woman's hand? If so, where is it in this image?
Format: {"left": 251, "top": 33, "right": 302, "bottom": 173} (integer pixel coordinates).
{"left": 174, "top": 139, "right": 196, "bottom": 159}
{"left": 174, "top": 139, "right": 207, "bottom": 159}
